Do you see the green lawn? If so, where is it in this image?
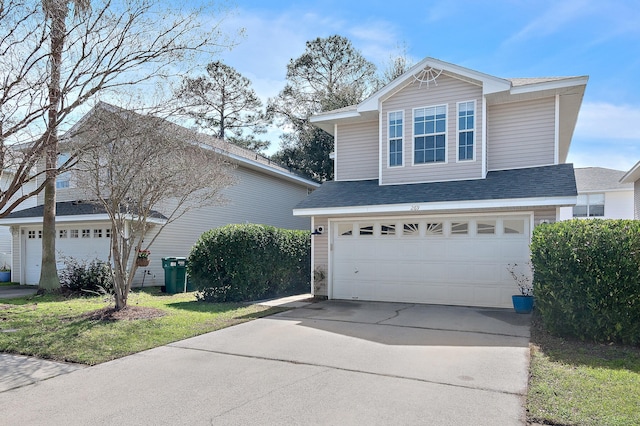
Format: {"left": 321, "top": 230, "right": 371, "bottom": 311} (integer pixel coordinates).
{"left": 527, "top": 315, "right": 640, "bottom": 426}
{"left": 0, "top": 288, "right": 285, "bottom": 365}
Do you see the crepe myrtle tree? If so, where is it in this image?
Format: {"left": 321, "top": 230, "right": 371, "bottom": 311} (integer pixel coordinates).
{"left": 70, "top": 103, "right": 236, "bottom": 310}
{"left": 0, "top": 0, "right": 236, "bottom": 289}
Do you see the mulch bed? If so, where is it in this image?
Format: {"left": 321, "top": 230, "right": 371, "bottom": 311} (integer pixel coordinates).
{"left": 83, "top": 305, "right": 166, "bottom": 321}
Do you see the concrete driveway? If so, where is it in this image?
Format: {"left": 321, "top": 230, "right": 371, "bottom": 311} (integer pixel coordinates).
{"left": 0, "top": 300, "right": 531, "bottom": 425}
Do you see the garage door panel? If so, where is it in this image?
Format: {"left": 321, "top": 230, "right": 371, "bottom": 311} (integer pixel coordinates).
{"left": 331, "top": 216, "right": 531, "bottom": 308}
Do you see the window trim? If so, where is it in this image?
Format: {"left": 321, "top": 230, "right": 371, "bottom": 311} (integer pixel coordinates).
{"left": 573, "top": 193, "right": 605, "bottom": 218}
{"left": 387, "top": 110, "right": 404, "bottom": 168}
{"left": 456, "top": 100, "right": 476, "bottom": 162}
{"left": 412, "top": 104, "right": 448, "bottom": 166}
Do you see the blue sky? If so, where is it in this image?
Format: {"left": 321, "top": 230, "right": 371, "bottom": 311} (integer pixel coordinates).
{"left": 210, "top": 0, "right": 640, "bottom": 171}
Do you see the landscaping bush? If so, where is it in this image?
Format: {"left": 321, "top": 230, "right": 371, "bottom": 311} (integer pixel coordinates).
{"left": 530, "top": 219, "right": 640, "bottom": 345}
{"left": 188, "top": 224, "right": 310, "bottom": 302}
{"left": 59, "top": 257, "right": 114, "bottom": 295}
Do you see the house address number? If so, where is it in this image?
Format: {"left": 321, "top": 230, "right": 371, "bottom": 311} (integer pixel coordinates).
{"left": 410, "top": 205, "right": 420, "bottom": 211}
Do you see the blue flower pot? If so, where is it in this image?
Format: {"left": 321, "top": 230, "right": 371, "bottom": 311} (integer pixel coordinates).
{"left": 512, "top": 295, "right": 534, "bottom": 314}
{"left": 0, "top": 271, "right": 11, "bottom": 282}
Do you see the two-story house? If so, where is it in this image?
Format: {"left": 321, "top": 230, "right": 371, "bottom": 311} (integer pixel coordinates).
{"left": 0, "top": 103, "right": 319, "bottom": 285}
{"left": 293, "top": 57, "right": 587, "bottom": 309}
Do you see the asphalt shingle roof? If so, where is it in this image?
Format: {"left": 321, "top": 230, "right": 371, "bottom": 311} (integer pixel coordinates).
{"left": 7, "top": 200, "right": 167, "bottom": 220}
{"left": 574, "top": 167, "right": 632, "bottom": 192}
{"left": 295, "top": 164, "right": 577, "bottom": 210}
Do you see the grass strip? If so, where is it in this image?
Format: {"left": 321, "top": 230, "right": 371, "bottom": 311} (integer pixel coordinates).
{"left": 0, "top": 288, "right": 286, "bottom": 365}
{"left": 527, "top": 315, "right": 640, "bottom": 426}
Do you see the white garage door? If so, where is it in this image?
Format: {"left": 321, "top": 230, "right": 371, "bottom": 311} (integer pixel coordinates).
{"left": 23, "top": 225, "right": 112, "bottom": 284}
{"left": 331, "top": 216, "right": 531, "bottom": 308}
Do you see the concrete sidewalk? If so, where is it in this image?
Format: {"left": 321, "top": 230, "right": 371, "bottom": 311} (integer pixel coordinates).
{"left": 0, "top": 298, "right": 531, "bottom": 425}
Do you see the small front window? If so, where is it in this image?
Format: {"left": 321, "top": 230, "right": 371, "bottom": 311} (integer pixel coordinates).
{"left": 94, "top": 229, "right": 102, "bottom": 238}
{"left": 81, "top": 229, "right": 91, "bottom": 238}
{"left": 451, "top": 222, "right": 468, "bottom": 235}
{"left": 70, "top": 229, "right": 79, "bottom": 238}
{"left": 458, "top": 101, "right": 474, "bottom": 161}
{"left": 59, "top": 229, "right": 68, "bottom": 239}
{"left": 359, "top": 224, "right": 374, "bottom": 236}
{"left": 403, "top": 223, "right": 420, "bottom": 236}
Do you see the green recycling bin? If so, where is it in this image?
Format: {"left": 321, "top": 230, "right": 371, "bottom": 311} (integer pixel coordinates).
{"left": 161, "top": 257, "right": 189, "bottom": 294}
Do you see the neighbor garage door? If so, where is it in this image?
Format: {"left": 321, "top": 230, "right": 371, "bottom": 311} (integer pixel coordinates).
{"left": 331, "top": 215, "right": 531, "bottom": 308}
{"left": 23, "top": 224, "right": 112, "bottom": 284}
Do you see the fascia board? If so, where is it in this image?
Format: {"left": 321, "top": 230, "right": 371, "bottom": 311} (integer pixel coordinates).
{"left": 620, "top": 160, "right": 640, "bottom": 184}
{"left": 0, "top": 214, "right": 167, "bottom": 226}
{"left": 293, "top": 196, "right": 577, "bottom": 217}
{"left": 309, "top": 110, "right": 360, "bottom": 124}
{"left": 510, "top": 76, "right": 589, "bottom": 95}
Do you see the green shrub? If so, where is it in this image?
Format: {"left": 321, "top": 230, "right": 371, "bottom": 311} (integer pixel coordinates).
{"left": 59, "top": 257, "right": 114, "bottom": 295}
{"left": 188, "top": 224, "right": 310, "bottom": 302}
{"left": 530, "top": 219, "right": 640, "bottom": 345}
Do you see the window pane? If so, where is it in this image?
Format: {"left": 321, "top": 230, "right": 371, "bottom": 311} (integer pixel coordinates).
{"left": 425, "top": 222, "right": 443, "bottom": 235}
{"left": 503, "top": 220, "right": 524, "bottom": 234}
{"left": 338, "top": 223, "right": 353, "bottom": 236}
{"left": 451, "top": 222, "right": 468, "bottom": 235}
{"left": 380, "top": 224, "right": 396, "bottom": 236}
{"left": 589, "top": 205, "right": 604, "bottom": 217}
{"left": 573, "top": 205, "right": 587, "bottom": 217}
{"left": 359, "top": 224, "right": 374, "bottom": 236}
{"left": 403, "top": 223, "right": 419, "bottom": 236}
{"left": 589, "top": 193, "right": 605, "bottom": 205}
{"left": 477, "top": 220, "right": 496, "bottom": 235}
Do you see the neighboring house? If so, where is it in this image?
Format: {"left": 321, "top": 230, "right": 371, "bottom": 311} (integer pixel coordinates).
{"left": 620, "top": 160, "right": 640, "bottom": 219}
{"left": 0, "top": 103, "right": 319, "bottom": 285}
{"left": 0, "top": 172, "right": 38, "bottom": 269}
{"left": 558, "top": 167, "right": 634, "bottom": 220}
{"left": 293, "top": 57, "right": 587, "bottom": 309}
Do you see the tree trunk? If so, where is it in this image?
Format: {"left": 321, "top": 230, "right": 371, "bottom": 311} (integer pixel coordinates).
{"left": 39, "top": 5, "right": 65, "bottom": 290}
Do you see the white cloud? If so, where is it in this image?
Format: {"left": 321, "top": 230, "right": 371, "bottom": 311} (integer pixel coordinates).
{"left": 575, "top": 102, "right": 640, "bottom": 140}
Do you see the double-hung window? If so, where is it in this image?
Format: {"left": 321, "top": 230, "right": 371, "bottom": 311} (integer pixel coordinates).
{"left": 414, "top": 105, "right": 446, "bottom": 164}
{"left": 388, "top": 111, "right": 403, "bottom": 167}
{"left": 573, "top": 194, "right": 605, "bottom": 217}
{"left": 56, "top": 153, "right": 71, "bottom": 189}
{"left": 457, "top": 101, "right": 475, "bottom": 161}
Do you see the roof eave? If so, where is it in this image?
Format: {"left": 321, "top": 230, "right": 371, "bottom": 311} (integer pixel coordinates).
{"left": 620, "top": 160, "right": 640, "bottom": 184}
{"left": 293, "top": 195, "right": 577, "bottom": 217}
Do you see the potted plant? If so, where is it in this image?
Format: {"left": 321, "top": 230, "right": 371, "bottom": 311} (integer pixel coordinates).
{"left": 0, "top": 263, "right": 11, "bottom": 282}
{"left": 136, "top": 249, "right": 151, "bottom": 267}
{"left": 507, "top": 262, "right": 534, "bottom": 314}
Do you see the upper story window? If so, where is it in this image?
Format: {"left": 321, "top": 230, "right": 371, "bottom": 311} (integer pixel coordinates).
{"left": 414, "top": 105, "right": 446, "bottom": 164}
{"left": 56, "top": 153, "right": 71, "bottom": 189}
{"left": 573, "top": 194, "right": 604, "bottom": 217}
{"left": 388, "top": 111, "right": 403, "bottom": 167}
{"left": 457, "top": 101, "right": 475, "bottom": 161}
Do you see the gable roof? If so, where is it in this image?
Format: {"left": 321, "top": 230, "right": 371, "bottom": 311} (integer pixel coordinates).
{"left": 67, "top": 102, "right": 319, "bottom": 189}
{"left": 293, "top": 163, "right": 576, "bottom": 216}
{"left": 574, "top": 167, "right": 633, "bottom": 192}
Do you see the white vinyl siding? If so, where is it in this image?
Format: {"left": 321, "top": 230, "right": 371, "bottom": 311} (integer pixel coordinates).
{"left": 487, "top": 97, "right": 556, "bottom": 171}
{"left": 130, "top": 166, "right": 312, "bottom": 286}
{"left": 380, "top": 73, "right": 483, "bottom": 185}
{"left": 335, "top": 121, "right": 379, "bottom": 181}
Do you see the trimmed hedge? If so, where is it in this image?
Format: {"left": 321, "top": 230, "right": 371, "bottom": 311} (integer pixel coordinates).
{"left": 188, "top": 224, "right": 310, "bottom": 302}
{"left": 530, "top": 219, "right": 640, "bottom": 345}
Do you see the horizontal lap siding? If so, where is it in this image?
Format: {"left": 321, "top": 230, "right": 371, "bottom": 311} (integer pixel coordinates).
{"left": 381, "top": 74, "right": 483, "bottom": 185}
{"left": 488, "top": 97, "right": 556, "bottom": 171}
{"left": 335, "top": 121, "right": 379, "bottom": 181}
{"left": 131, "top": 166, "right": 312, "bottom": 285}
{"left": 312, "top": 217, "right": 329, "bottom": 296}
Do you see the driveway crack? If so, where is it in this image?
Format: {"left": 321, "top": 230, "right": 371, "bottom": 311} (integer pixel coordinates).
{"left": 169, "top": 345, "right": 525, "bottom": 397}
{"left": 376, "top": 304, "right": 415, "bottom": 324}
